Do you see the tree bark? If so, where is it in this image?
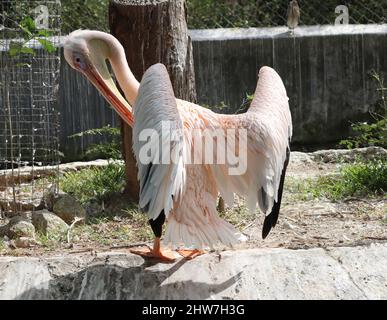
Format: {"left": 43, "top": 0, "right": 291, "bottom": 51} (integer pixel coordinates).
{"left": 108, "top": 0, "right": 197, "bottom": 202}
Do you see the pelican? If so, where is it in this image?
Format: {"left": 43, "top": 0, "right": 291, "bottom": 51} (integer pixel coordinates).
{"left": 64, "top": 30, "right": 292, "bottom": 261}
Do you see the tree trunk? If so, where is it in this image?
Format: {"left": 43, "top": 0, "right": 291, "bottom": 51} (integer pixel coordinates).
{"left": 108, "top": 0, "right": 197, "bottom": 202}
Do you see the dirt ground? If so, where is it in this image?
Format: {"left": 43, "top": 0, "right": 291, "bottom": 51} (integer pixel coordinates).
{"left": 239, "top": 156, "right": 386, "bottom": 250}
{"left": 0, "top": 150, "right": 386, "bottom": 257}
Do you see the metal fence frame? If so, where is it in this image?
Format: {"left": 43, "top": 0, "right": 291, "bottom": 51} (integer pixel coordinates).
{"left": 0, "top": 0, "right": 61, "bottom": 216}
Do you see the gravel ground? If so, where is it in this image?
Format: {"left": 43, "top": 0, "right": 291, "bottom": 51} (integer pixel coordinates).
{"left": 238, "top": 151, "right": 386, "bottom": 250}
{"left": 0, "top": 148, "right": 386, "bottom": 257}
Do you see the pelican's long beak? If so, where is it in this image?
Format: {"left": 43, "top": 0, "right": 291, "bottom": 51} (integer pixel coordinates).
{"left": 82, "top": 62, "right": 134, "bottom": 127}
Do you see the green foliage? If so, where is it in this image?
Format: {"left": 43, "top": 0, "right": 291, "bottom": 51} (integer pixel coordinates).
{"left": 7, "top": 16, "right": 55, "bottom": 58}
{"left": 36, "top": 232, "right": 64, "bottom": 247}
{"left": 235, "top": 93, "right": 254, "bottom": 114}
{"left": 201, "top": 101, "right": 230, "bottom": 113}
{"left": 340, "top": 71, "right": 387, "bottom": 149}
{"left": 0, "top": 238, "right": 6, "bottom": 251}
{"left": 220, "top": 200, "right": 256, "bottom": 229}
{"left": 340, "top": 120, "right": 387, "bottom": 149}
{"left": 60, "top": 163, "right": 126, "bottom": 204}
{"left": 69, "top": 125, "right": 122, "bottom": 160}
{"left": 61, "top": 0, "right": 110, "bottom": 33}
{"left": 341, "top": 159, "right": 386, "bottom": 193}
{"left": 301, "top": 159, "right": 387, "bottom": 201}
{"left": 202, "top": 93, "right": 254, "bottom": 114}
{"left": 36, "top": 38, "right": 55, "bottom": 53}
{"left": 73, "top": 212, "right": 153, "bottom": 245}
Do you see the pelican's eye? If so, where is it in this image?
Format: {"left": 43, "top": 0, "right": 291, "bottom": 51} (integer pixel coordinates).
{"left": 73, "top": 53, "right": 86, "bottom": 71}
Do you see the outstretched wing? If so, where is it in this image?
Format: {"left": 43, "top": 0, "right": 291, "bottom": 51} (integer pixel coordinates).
{"left": 248, "top": 67, "right": 292, "bottom": 238}
{"left": 133, "top": 63, "right": 186, "bottom": 221}
{"left": 211, "top": 67, "right": 292, "bottom": 238}
{"left": 133, "top": 63, "right": 245, "bottom": 249}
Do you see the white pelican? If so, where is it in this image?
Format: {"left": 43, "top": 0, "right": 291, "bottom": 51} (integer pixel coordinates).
{"left": 64, "top": 30, "right": 292, "bottom": 261}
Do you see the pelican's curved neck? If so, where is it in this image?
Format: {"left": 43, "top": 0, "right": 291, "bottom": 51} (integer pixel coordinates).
{"left": 87, "top": 31, "right": 140, "bottom": 106}
{"left": 108, "top": 39, "right": 140, "bottom": 106}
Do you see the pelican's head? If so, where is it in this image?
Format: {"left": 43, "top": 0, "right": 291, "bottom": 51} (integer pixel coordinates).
{"left": 64, "top": 30, "right": 133, "bottom": 125}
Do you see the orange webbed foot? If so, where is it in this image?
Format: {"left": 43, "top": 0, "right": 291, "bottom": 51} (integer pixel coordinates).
{"left": 129, "top": 238, "right": 177, "bottom": 262}
{"left": 176, "top": 249, "right": 206, "bottom": 260}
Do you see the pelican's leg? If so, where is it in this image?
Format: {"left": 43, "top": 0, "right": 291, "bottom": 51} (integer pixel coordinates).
{"left": 129, "top": 211, "right": 177, "bottom": 262}
{"left": 151, "top": 237, "right": 177, "bottom": 261}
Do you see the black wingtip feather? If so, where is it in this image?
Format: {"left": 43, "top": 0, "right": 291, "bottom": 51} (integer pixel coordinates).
{"left": 261, "top": 147, "right": 290, "bottom": 239}
{"left": 262, "top": 203, "right": 281, "bottom": 239}
{"left": 262, "top": 214, "right": 274, "bottom": 239}
{"left": 262, "top": 211, "right": 279, "bottom": 239}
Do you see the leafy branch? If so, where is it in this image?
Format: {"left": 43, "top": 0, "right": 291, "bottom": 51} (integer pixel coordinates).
{"left": 340, "top": 70, "right": 387, "bottom": 149}
{"left": 8, "top": 16, "right": 55, "bottom": 58}
{"left": 69, "top": 125, "right": 122, "bottom": 161}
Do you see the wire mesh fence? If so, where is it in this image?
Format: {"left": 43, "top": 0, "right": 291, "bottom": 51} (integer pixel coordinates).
{"left": 58, "top": 0, "right": 387, "bottom": 34}
{"left": 61, "top": 0, "right": 109, "bottom": 34}
{"left": 0, "top": 0, "right": 61, "bottom": 216}
{"left": 0, "top": 0, "right": 385, "bottom": 216}
{"left": 187, "top": 0, "right": 387, "bottom": 29}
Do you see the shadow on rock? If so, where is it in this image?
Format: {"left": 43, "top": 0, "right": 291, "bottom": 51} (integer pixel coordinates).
{"left": 15, "top": 255, "right": 242, "bottom": 300}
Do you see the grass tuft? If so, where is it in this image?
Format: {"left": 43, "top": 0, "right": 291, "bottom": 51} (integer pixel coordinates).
{"left": 0, "top": 238, "right": 6, "bottom": 251}
{"left": 73, "top": 212, "right": 153, "bottom": 246}
{"left": 292, "top": 159, "right": 387, "bottom": 201}
{"left": 60, "top": 163, "right": 126, "bottom": 204}
{"left": 220, "top": 198, "right": 256, "bottom": 230}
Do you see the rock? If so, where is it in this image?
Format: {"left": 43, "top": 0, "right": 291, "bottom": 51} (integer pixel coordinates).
{"left": 1, "top": 244, "right": 387, "bottom": 299}
{"left": 32, "top": 210, "right": 68, "bottom": 237}
{"left": 0, "top": 199, "right": 44, "bottom": 217}
{"left": 310, "top": 147, "right": 387, "bottom": 163}
{"left": 6, "top": 217, "right": 35, "bottom": 240}
{"left": 84, "top": 200, "right": 104, "bottom": 219}
{"left": 43, "top": 184, "right": 61, "bottom": 211}
{"left": 10, "top": 237, "right": 38, "bottom": 249}
{"left": 103, "top": 192, "right": 133, "bottom": 216}
{"left": 282, "top": 221, "right": 297, "bottom": 230}
{"left": 290, "top": 151, "right": 314, "bottom": 165}
{"left": 52, "top": 194, "right": 86, "bottom": 224}
{"left": 0, "top": 224, "right": 7, "bottom": 237}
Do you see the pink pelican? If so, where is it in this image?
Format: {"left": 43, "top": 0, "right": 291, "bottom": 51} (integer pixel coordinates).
{"left": 64, "top": 30, "right": 292, "bottom": 261}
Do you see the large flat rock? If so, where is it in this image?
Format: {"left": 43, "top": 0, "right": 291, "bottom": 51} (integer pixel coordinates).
{"left": 0, "top": 243, "right": 386, "bottom": 300}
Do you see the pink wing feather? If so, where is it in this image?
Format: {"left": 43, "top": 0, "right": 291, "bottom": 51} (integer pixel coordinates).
{"left": 210, "top": 66, "right": 292, "bottom": 238}
{"left": 134, "top": 64, "right": 292, "bottom": 248}
{"left": 133, "top": 64, "right": 246, "bottom": 248}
